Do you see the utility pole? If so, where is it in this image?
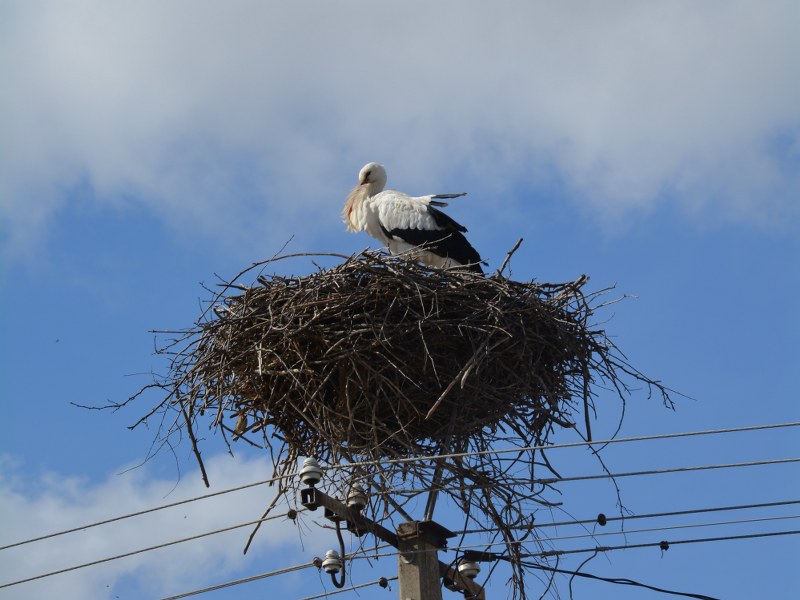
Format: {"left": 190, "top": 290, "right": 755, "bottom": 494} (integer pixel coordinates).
{"left": 397, "top": 521, "right": 450, "bottom": 600}
{"left": 300, "top": 486, "right": 485, "bottom": 599}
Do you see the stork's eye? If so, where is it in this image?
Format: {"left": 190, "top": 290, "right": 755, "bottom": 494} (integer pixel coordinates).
{"left": 364, "top": 170, "right": 372, "bottom": 180}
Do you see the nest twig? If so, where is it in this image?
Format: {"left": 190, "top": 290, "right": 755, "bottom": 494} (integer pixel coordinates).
{"left": 126, "top": 249, "right": 671, "bottom": 598}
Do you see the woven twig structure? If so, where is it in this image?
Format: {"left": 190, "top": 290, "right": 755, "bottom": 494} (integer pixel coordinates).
{"left": 129, "top": 250, "right": 670, "bottom": 598}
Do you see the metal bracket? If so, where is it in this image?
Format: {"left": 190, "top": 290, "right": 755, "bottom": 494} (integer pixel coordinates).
{"left": 300, "top": 487, "right": 319, "bottom": 511}
{"left": 396, "top": 520, "right": 455, "bottom": 549}
{"left": 324, "top": 506, "right": 345, "bottom": 523}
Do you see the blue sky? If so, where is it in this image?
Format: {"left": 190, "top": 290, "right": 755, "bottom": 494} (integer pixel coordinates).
{"left": 1, "top": 1, "right": 799, "bottom": 599}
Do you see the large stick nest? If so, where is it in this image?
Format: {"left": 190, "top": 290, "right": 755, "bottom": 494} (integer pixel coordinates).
{"left": 203, "top": 254, "right": 595, "bottom": 454}
{"left": 130, "top": 250, "right": 670, "bottom": 599}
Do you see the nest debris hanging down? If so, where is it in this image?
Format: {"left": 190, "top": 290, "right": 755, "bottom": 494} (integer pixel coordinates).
{"left": 130, "top": 249, "right": 671, "bottom": 599}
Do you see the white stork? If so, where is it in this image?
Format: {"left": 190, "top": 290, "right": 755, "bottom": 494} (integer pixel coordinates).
{"left": 342, "top": 163, "right": 484, "bottom": 274}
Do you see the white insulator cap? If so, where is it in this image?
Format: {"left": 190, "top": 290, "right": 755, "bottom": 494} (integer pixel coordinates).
{"left": 458, "top": 558, "right": 481, "bottom": 579}
{"left": 299, "top": 457, "right": 323, "bottom": 487}
{"left": 321, "top": 549, "right": 342, "bottom": 574}
{"left": 346, "top": 483, "right": 368, "bottom": 510}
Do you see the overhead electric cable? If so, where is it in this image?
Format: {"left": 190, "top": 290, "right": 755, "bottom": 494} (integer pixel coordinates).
{"left": 516, "top": 561, "right": 720, "bottom": 600}
{"left": 455, "top": 498, "right": 800, "bottom": 535}
{"left": 3, "top": 420, "right": 797, "bottom": 552}
{"left": 534, "top": 456, "right": 800, "bottom": 485}
{"left": 526, "top": 529, "right": 800, "bottom": 558}
{"left": 130, "top": 514, "right": 797, "bottom": 599}
{"left": 299, "top": 576, "right": 397, "bottom": 600}
{"left": 161, "top": 561, "right": 314, "bottom": 600}
{"left": 331, "top": 420, "right": 800, "bottom": 471}
{"left": 0, "top": 511, "right": 301, "bottom": 590}
{"left": 152, "top": 525, "right": 800, "bottom": 600}
{"left": 452, "top": 514, "right": 800, "bottom": 548}
{"left": 0, "top": 475, "right": 287, "bottom": 551}
{"left": 161, "top": 547, "right": 382, "bottom": 600}
{"left": 540, "top": 513, "right": 800, "bottom": 543}
{"left": 359, "top": 528, "right": 800, "bottom": 562}
{"left": 378, "top": 456, "right": 800, "bottom": 495}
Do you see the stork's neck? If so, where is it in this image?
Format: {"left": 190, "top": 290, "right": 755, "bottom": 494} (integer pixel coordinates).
{"left": 342, "top": 185, "right": 369, "bottom": 232}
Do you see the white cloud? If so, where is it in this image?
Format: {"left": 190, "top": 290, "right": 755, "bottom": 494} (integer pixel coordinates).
{"left": 0, "top": 452, "right": 323, "bottom": 600}
{"left": 1, "top": 0, "right": 798, "bottom": 256}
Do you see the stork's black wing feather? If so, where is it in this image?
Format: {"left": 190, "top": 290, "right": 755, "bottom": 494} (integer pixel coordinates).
{"left": 381, "top": 224, "right": 484, "bottom": 274}
{"left": 427, "top": 206, "right": 468, "bottom": 233}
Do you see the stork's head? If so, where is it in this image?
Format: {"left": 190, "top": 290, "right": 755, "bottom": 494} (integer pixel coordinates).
{"left": 358, "top": 162, "right": 387, "bottom": 194}
{"left": 342, "top": 162, "right": 388, "bottom": 232}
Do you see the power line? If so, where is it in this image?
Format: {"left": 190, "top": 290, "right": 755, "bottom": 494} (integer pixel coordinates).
{"left": 113, "top": 521, "right": 799, "bottom": 600}
{"left": 161, "top": 561, "right": 314, "bottom": 600}
{"left": 46, "top": 508, "right": 792, "bottom": 597}
{"left": 379, "top": 456, "right": 800, "bottom": 495}
{"left": 0, "top": 510, "right": 301, "bottom": 590}
{"left": 361, "top": 528, "right": 800, "bottom": 562}
{"left": 2, "top": 490, "right": 795, "bottom": 592}
{"left": 549, "top": 513, "right": 800, "bottom": 543}
{"left": 299, "top": 576, "right": 397, "bottom": 600}
{"left": 516, "top": 561, "right": 720, "bottom": 600}
{"left": 14, "top": 508, "right": 790, "bottom": 593}
{"left": 150, "top": 516, "right": 800, "bottom": 600}
{"left": 528, "top": 529, "right": 800, "bottom": 558}
{"left": 535, "top": 456, "right": 800, "bottom": 485}
{"left": 4, "top": 420, "right": 797, "bottom": 552}
{"left": 161, "top": 547, "right": 389, "bottom": 600}
{"left": 455, "top": 514, "right": 800, "bottom": 548}
{"left": 264, "top": 528, "right": 796, "bottom": 599}
{"left": 332, "top": 420, "right": 800, "bottom": 472}
{"left": 456, "top": 498, "right": 800, "bottom": 534}
{"left": 0, "top": 474, "right": 286, "bottom": 552}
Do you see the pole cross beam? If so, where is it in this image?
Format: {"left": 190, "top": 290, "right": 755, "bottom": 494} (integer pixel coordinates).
{"left": 300, "top": 487, "right": 485, "bottom": 599}
{"left": 301, "top": 487, "right": 398, "bottom": 546}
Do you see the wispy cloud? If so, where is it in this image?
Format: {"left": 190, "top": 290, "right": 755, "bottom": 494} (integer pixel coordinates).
{"left": 0, "top": 452, "right": 320, "bottom": 599}
{"left": 2, "top": 0, "right": 798, "bottom": 256}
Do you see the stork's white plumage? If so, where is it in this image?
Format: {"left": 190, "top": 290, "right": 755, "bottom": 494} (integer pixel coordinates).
{"left": 342, "top": 163, "right": 484, "bottom": 274}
